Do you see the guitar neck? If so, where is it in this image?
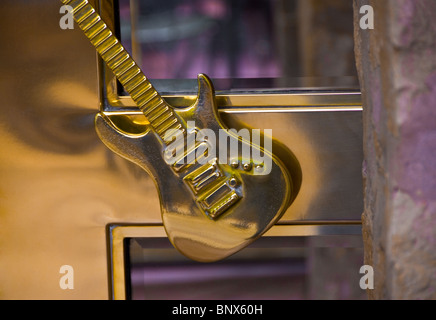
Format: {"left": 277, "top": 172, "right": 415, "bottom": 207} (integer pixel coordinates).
{"left": 62, "top": 0, "right": 185, "bottom": 143}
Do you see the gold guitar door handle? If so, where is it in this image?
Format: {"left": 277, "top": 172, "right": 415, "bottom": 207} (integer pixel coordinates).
{"left": 62, "top": 0, "right": 297, "bottom": 262}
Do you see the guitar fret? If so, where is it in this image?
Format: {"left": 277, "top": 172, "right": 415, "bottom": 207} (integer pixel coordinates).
{"left": 113, "top": 59, "right": 136, "bottom": 79}
{"left": 90, "top": 28, "right": 112, "bottom": 47}
{"left": 157, "top": 118, "right": 179, "bottom": 136}
{"left": 97, "top": 36, "right": 118, "bottom": 55}
{"left": 118, "top": 65, "right": 140, "bottom": 84}
{"left": 79, "top": 13, "right": 100, "bottom": 32}
{"left": 107, "top": 50, "right": 129, "bottom": 69}
{"left": 141, "top": 95, "right": 163, "bottom": 114}
{"left": 140, "top": 102, "right": 163, "bottom": 117}
{"left": 68, "top": 0, "right": 87, "bottom": 14}
{"left": 130, "top": 81, "right": 153, "bottom": 100}
{"left": 85, "top": 20, "right": 106, "bottom": 41}
{"left": 124, "top": 74, "right": 147, "bottom": 92}
{"left": 141, "top": 101, "right": 165, "bottom": 119}
{"left": 101, "top": 42, "right": 124, "bottom": 62}
{"left": 137, "top": 92, "right": 159, "bottom": 111}
{"left": 147, "top": 106, "right": 169, "bottom": 123}
{"left": 150, "top": 111, "right": 173, "bottom": 128}
{"left": 127, "top": 69, "right": 144, "bottom": 83}
{"left": 74, "top": 4, "right": 94, "bottom": 23}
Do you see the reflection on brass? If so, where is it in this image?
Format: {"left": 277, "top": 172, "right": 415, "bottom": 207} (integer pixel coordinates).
{"left": 63, "top": 0, "right": 298, "bottom": 262}
{"left": 118, "top": 92, "right": 363, "bottom": 109}
{"left": 109, "top": 225, "right": 362, "bottom": 300}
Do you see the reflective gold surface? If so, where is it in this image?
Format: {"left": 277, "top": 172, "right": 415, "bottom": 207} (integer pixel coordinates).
{"left": 0, "top": 0, "right": 362, "bottom": 299}
{"left": 0, "top": 0, "right": 123, "bottom": 299}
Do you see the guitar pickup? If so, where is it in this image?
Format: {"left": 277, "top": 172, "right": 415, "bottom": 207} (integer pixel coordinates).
{"left": 184, "top": 160, "right": 242, "bottom": 220}
{"left": 199, "top": 182, "right": 241, "bottom": 220}
{"left": 170, "top": 141, "right": 208, "bottom": 173}
{"left": 183, "top": 160, "right": 224, "bottom": 194}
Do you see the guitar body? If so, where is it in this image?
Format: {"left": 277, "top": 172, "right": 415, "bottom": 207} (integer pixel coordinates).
{"left": 96, "top": 75, "right": 292, "bottom": 262}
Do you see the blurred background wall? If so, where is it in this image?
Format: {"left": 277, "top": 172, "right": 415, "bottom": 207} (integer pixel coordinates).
{"left": 355, "top": 0, "right": 436, "bottom": 300}
{"left": 119, "top": 0, "right": 357, "bottom": 84}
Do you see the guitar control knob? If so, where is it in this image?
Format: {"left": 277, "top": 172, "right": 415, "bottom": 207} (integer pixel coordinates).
{"left": 255, "top": 163, "right": 264, "bottom": 174}
{"left": 230, "top": 160, "right": 239, "bottom": 169}
{"left": 242, "top": 162, "right": 252, "bottom": 172}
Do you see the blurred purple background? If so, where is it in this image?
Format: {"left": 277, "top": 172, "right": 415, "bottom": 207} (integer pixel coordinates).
{"left": 119, "top": 0, "right": 284, "bottom": 80}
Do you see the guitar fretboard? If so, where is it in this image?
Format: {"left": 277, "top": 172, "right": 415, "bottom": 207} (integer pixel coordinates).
{"left": 62, "top": 0, "right": 184, "bottom": 144}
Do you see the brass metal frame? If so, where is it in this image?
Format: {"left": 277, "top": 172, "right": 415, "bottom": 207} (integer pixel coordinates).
{"left": 97, "top": 0, "right": 362, "bottom": 112}
{"left": 108, "top": 223, "right": 363, "bottom": 300}
{"left": 110, "top": 93, "right": 362, "bottom": 110}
